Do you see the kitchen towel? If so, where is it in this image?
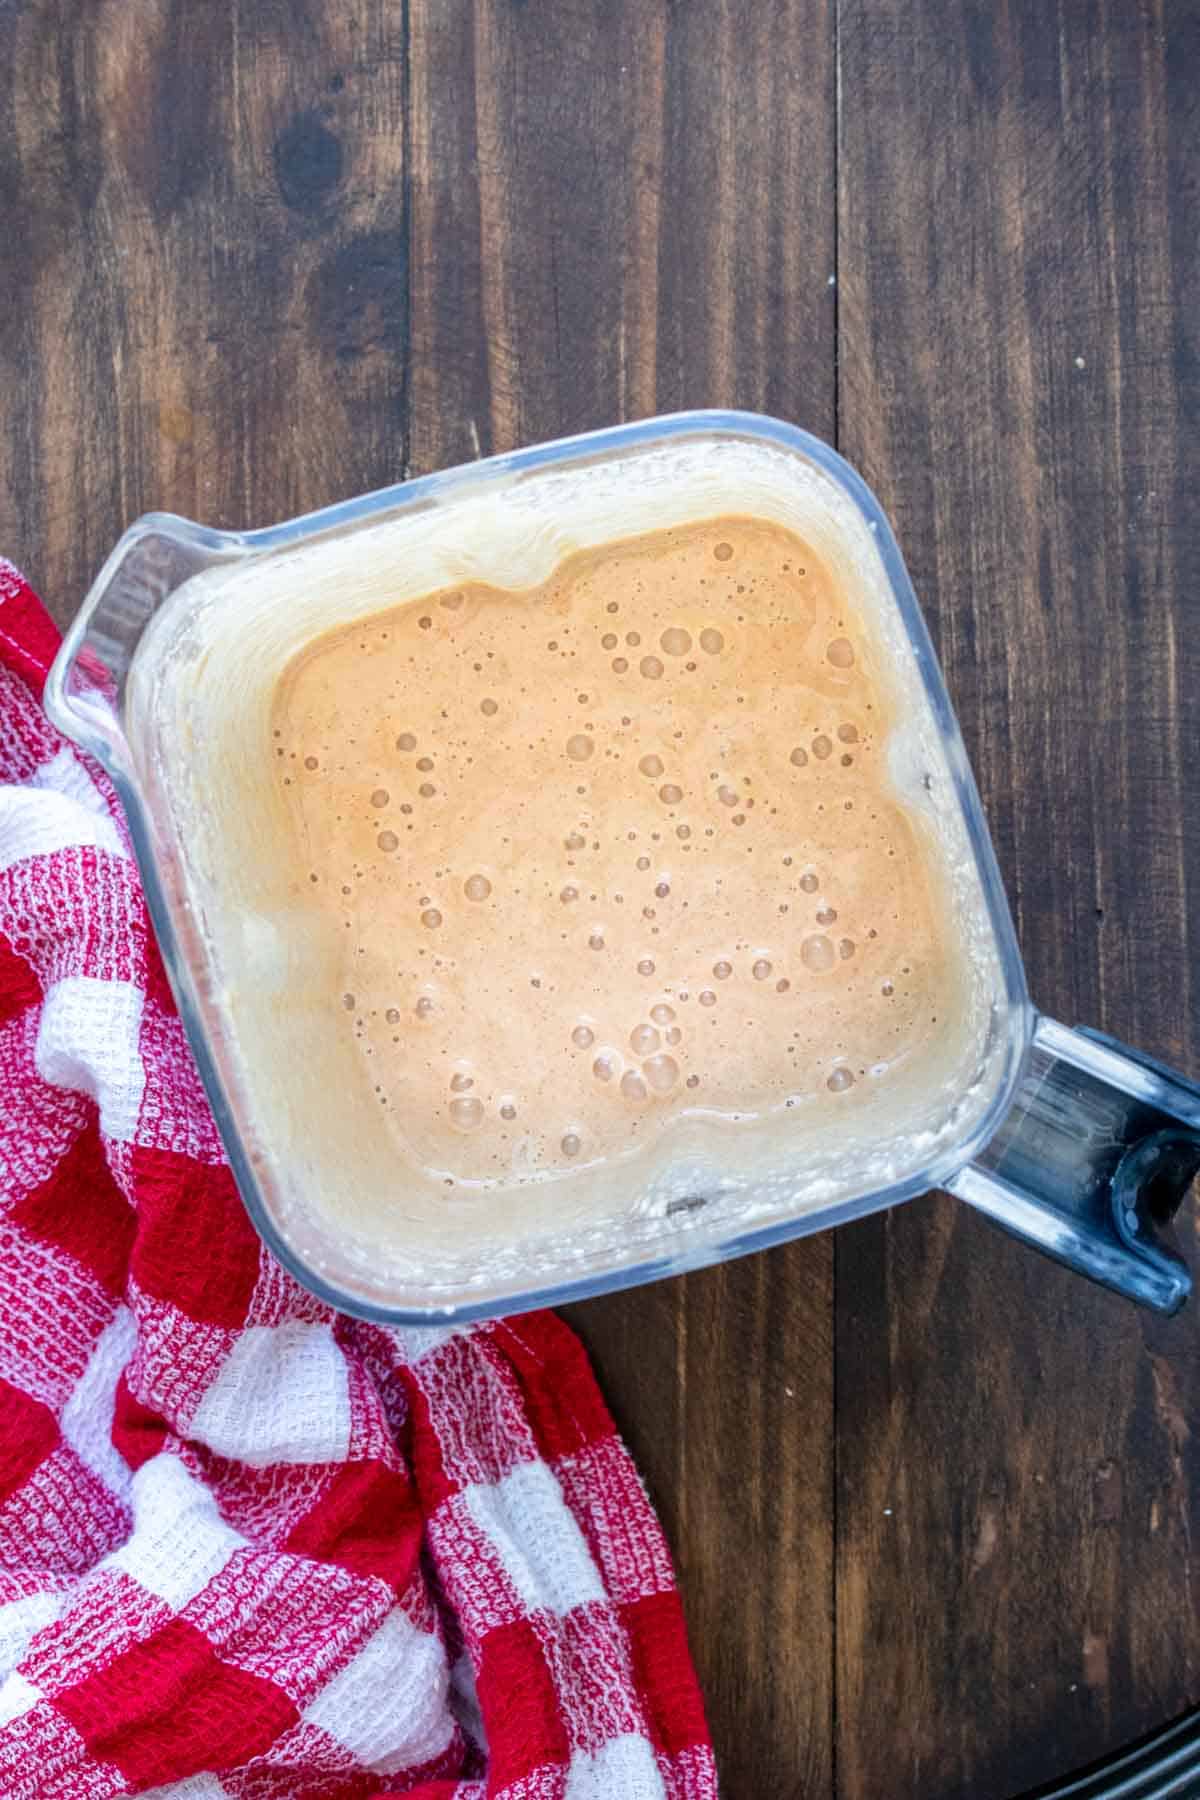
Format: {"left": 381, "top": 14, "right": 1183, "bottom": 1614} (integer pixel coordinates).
{"left": 0, "top": 560, "right": 717, "bottom": 1799}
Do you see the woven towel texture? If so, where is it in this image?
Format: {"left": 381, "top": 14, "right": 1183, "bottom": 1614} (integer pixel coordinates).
{"left": 0, "top": 562, "right": 716, "bottom": 1800}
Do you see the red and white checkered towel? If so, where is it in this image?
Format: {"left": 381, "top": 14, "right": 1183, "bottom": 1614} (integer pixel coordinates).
{"left": 0, "top": 563, "right": 716, "bottom": 1799}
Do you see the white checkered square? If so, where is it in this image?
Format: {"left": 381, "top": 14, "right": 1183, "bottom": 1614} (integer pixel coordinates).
{"left": 0, "top": 776, "right": 124, "bottom": 874}
{"left": 565, "top": 1733, "right": 665, "bottom": 1797}
{"left": 35, "top": 976, "right": 145, "bottom": 1141}
{"left": 302, "top": 1605, "right": 454, "bottom": 1775}
{"left": 105, "top": 1454, "right": 245, "bottom": 1611}
{"left": 465, "top": 1460, "right": 606, "bottom": 1619}
{"left": 187, "top": 1323, "right": 352, "bottom": 1467}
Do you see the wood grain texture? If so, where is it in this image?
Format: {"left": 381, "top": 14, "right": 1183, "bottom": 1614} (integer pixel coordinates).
{"left": 0, "top": 0, "right": 411, "bottom": 626}
{"left": 836, "top": 4, "right": 1200, "bottom": 1796}
{"left": 1, "top": 2, "right": 1198, "bottom": 1795}
{"left": 406, "top": 5, "right": 837, "bottom": 1792}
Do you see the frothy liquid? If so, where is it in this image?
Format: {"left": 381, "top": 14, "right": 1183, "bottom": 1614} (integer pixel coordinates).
{"left": 270, "top": 517, "right": 959, "bottom": 1184}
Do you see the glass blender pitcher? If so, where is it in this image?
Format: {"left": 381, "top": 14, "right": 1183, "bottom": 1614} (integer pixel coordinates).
{"left": 44, "top": 412, "right": 1200, "bottom": 1323}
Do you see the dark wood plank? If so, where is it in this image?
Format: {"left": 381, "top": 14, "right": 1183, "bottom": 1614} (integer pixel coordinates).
{"left": 0, "top": 0, "right": 411, "bottom": 626}
{"left": 836, "top": 5, "right": 1200, "bottom": 1796}
{"left": 407, "top": 4, "right": 837, "bottom": 1794}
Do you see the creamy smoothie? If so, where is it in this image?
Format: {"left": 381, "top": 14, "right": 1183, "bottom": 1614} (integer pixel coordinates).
{"left": 129, "top": 436, "right": 1007, "bottom": 1300}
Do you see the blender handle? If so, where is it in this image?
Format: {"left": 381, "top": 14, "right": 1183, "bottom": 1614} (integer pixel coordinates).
{"left": 948, "top": 1015, "right": 1200, "bottom": 1315}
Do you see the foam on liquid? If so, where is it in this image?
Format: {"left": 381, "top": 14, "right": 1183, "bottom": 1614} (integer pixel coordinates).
{"left": 272, "top": 516, "right": 957, "bottom": 1184}
{"left": 130, "top": 437, "right": 1011, "bottom": 1303}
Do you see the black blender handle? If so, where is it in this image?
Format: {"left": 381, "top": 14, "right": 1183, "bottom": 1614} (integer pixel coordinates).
{"left": 950, "top": 1019, "right": 1200, "bottom": 1314}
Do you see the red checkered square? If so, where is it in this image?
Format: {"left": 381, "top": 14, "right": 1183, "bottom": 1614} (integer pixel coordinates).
{"left": 9, "top": 1126, "right": 134, "bottom": 1298}
{"left": 476, "top": 1618, "right": 570, "bottom": 1793}
{"left": 0, "top": 936, "right": 39, "bottom": 1027}
{"left": 283, "top": 1459, "right": 423, "bottom": 1593}
{"left": 129, "top": 1147, "right": 261, "bottom": 1327}
{"left": 0, "top": 1379, "right": 58, "bottom": 1503}
{"left": 54, "top": 1614, "right": 298, "bottom": 1790}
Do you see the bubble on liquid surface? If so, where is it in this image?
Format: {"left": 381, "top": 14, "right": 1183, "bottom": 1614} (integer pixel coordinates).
{"left": 415, "top": 996, "right": 434, "bottom": 1018}
{"left": 305, "top": 756, "right": 319, "bottom": 771}
{"left": 416, "top": 756, "right": 434, "bottom": 772}
{"left": 790, "top": 747, "right": 809, "bottom": 768}
{"left": 637, "top": 958, "right": 655, "bottom": 976}
{"left": 717, "top": 785, "right": 738, "bottom": 807}
{"left": 385, "top": 1007, "right": 401, "bottom": 1024}
{"left": 800, "top": 872, "right": 819, "bottom": 893}
{"left": 499, "top": 1102, "right": 517, "bottom": 1120}
{"left": 463, "top": 874, "right": 492, "bottom": 902}
{"left": 589, "top": 932, "right": 605, "bottom": 951}
{"left": 838, "top": 723, "right": 859, "bottom": 743}
{"left": 655, "top": 880, "right": 671, "bottom": 899}
{"left": 828, "top": 638, "right": 855, "bottom": 668}
{"left": 449, "top": 1095, "right": 484, "bottom": 1130}
{"left": 640, "top": 656, "right": 664, "bottom": 680}
{"left": 665, "top": 1026, "right": 682, "bottom": 1046}
{"left": 661, "top": 627, "right": 691, "bottom": 657}
{"left": 593, "top": 1052, "right": 617, "bottom": 1082}
{"left": 827, "top": 1066, "right": 855, "bottom": 1093}
{"left": 450, "top": 1071, "right": 474, "bottom": 1093}
{"left": 643, "top": 1053, "right": 679, "bottom": 1093}
{"left": 839, "top": 938, "right": 856, "bottom": 960}
{"left": 801, "top": 934, "right": 835, "bottom": 972}
{"left": 342, "top": 993, "right": 355, "bottom": 1011}
{"left": 560, "top": 885, "right": 579, "bottom": 904}
{"left": 650, "top": 1003, "right": 676, "bottom": 1025}
{"left": 816, "top": 905, "right": 837, "bottom": 926}
{"left": 419, "top": 782, "right": 436, "bottom": 798}
{"left": 700, "top": 627, "right": 724, "bottom": 654}
{"left": 713, "top": 961, "right": 732, "bottom": 980}
{"left": 567, "top": 735, "right": 594, "bottom": 761}
{"left": 421, "top": 908, "right": 443, "bottom": 930}
{"left": 565, "top": 831, "right": 586, "bottom": 851}
{"left": 602, "top": 633, "right": 618, "bottom": 650}
{"left": 561, "top": 1133, "right": 582, "bottom": 1158}
{"left": 572, "top": 1024, "right": 595, "bottom": 1048}
{"left": 631, "top": 1024, "right": 661, "bottom": 1056}
{"left": 699, "top": 989, "right": 717, "bottom": 1008}
{"left": 659, "top": 784, "right": 683, "bottom": 806}
{"left": 812, "top": 736, "right": 832, "bottom": 760}
{"left": 396, "top": 732, "right": 416, "bottom": 751}
{"left": 752, "top": 959, "right": 772, "bottom": 981}
{"left": 612, "top": 658, "right": 629, "bottom": 673}
{"left": 639, "top": 754, "right": 664, "bottom": 778}
{"left": 621, "top": 1069, "right": 648, "bottom": 1101}
{"left": 480, "top": 697, "right": 498, "bottom": 717}
{"left": 713, "top": 542, "right": 733, "bottom": 562}
{"left": 377, "top": 830, "right": 399, "bottom": 852}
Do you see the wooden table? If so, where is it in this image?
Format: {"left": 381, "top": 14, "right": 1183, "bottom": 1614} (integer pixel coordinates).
{"left": 4, "top": 4, "right": 1198, "bottom": 1794}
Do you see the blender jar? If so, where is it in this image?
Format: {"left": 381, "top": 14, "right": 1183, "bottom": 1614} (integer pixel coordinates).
{"left": 45, "top": 412, "right": 1200, "bottom": 1322}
